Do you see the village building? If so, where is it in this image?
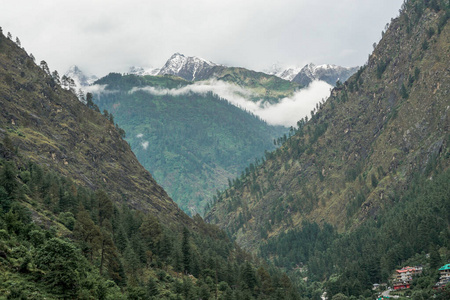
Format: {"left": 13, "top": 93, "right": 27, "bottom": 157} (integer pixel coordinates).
{"left": 434, "top": 264, "right": 450, "bottom": 290}
{"left": 392, "top": 266, "right": 423, "bottom": 290}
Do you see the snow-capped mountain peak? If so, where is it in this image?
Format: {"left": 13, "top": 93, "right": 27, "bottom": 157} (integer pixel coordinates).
{"left": 158, "top": 53, "right": 219, "bottom": 81}
{"left": 292, "top": 63, "right": 358, "bottom": 87}
{"left": 263, "top": 63, "right": 303, "bottom": 81}
{"left": 265, "top": 62, "right": 357, "bottom": 86}
{"left": 64, "top": 65, "right": 98, "bottom": 87}
{"left": 277, "top": 67, "right": 304, "bottom": 81}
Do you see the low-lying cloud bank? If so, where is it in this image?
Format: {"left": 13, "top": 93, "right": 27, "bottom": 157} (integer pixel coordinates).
{"left": 238, "top": 81, "right": 332, "bottom": 127}
{"left": 127, "top": 80, "right": 333, "bottom": 127}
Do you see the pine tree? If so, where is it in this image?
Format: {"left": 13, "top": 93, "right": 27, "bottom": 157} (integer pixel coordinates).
{"left": 429, "top": 244, "right": 441, "bottom": 270}
{"left": 96, "top": 190, "right": 113, "bottom": 226}
{"left": 86, "top": 93, "right": 95, "bottom": 109}
{"left": 39, "top": 60, "right": 50, "bottom": 76}
{"left": 241, "top": 261, "right": 256, "bottom": 290}
{"left": 0, "top": 161, "right": 17, "bottom": 203}
{"left": 73, "top": 208, "right": 101, "bottom": 260}
{"left": 257, "top": 266, "right": 273, "bottom": 295}
{"left": 139, "top": 214, "right": 162, "bottom": 252}
{"left": 52, "top": 70, "right": 60, "bottom": 85}
{"left": 147, "top": 277, "right": 159, "bottom": 297}
{"left": 182, "top": 226, "right": 191, "bottom": 274}
{"left": 99, "top": 224, "right": 118, "bottom": 276}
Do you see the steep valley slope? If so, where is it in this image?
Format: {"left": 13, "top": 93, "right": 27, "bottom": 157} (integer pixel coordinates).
{"left": 92, "top": 73, "right": 287, "bottom": 215}
{"left": 0, "top": 28, "right": 302, "bottom": 299}
{"left": 206, "top": 0, "right": 449, "bottom": 280}
{"left": 0, "top": 38, "right": 191, "bottom": 227}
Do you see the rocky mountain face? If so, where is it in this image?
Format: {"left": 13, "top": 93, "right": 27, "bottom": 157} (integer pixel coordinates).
{"left": 157, "top": 52, "right": 219, "bottom": 81}
{"left": 291, "top": 63, "right": 358, "bottom": 86}
{"left": 0, "top": 36, "right": 191, "bottom": 227}
{"left": 206, "top": 1, "right": 449, "bottom": 252}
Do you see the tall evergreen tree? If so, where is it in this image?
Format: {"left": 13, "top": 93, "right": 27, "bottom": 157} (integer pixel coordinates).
{"left": 182, "top": 226, "right": 191, "bottom": 274}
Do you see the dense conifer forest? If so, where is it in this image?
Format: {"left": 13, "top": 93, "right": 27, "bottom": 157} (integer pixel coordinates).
{"left": 0, "top": 141, "right": 300, "bottom": 299}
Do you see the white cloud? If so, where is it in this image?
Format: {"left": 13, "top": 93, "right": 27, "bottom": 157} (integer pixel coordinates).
{"left": 141, "top": 141, "right": 149, "bottom": 150}
{"left": 0, "top": 0, "right": 404, "bottom": 76}
{"left": 251, "top": 81, "right": 332, "bottom": 127}
{"left": 131, "top": 80, "right": 332, "bottom": 127}
{"left": 84, "top": 84, "right": 109, "bottom": 95}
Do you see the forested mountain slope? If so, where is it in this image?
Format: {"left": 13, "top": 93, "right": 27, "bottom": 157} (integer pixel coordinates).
{"left": 207, "top": 0, "right": 449, "bottom": 249}
{"left": 0, "top": 29, "right": 300, "bottom": 299}
{"left": 0, "top": 31, "right": 190, "bottom": 227}
{"left": 92, "top": 73, "right": 286, "bottom": 215}
{"left": 206, "top": 2, "right": 450, "bottom": 297}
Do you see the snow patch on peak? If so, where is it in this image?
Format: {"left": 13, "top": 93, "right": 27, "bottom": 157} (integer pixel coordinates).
{"left": 292, "top": 63, "right": 358, "bottom": 86}
{"left": 128, "top": 66, "right": 160, "bottom": 76}
{"left": 263, "top": 63, "right": 303, "bottom": 81}
{"left": 158, "top": 53, "right": 219, "bottom": 81}
{"left": 64, "top": 65, "right": 98, "bottom": 87}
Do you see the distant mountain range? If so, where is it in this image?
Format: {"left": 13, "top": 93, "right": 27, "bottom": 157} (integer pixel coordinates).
{"left": 66, "top": 54, "right": 357, "bottom": 90}
{"left": 265, "top": 63, "right": 359, "bottom": 85}
{"left": 291, "top": 63, "right": 359, "bottom": 86}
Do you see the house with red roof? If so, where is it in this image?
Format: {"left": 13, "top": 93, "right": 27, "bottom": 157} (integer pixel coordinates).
{"left": 392, "top": 266, "right": 423, "bottom": 290}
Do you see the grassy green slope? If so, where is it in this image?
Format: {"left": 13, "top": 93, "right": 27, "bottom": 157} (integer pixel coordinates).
{"left": 93, "top": 74, "right": 287, "bottom": 215}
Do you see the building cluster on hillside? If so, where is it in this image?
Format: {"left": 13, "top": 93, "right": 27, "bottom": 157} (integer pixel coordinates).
{"left": 392, "top": 266, "right": 423, "bottom": 290}
{"left": 389, "top": 264, "right": 450, "bottom": 291}
{"left": 434, "top": 264, "right": 450, "bottom": 290}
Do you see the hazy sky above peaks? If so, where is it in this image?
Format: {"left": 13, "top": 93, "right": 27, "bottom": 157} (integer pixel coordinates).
{"left": 1, "top": 0, "right": 403, "bottom": 77}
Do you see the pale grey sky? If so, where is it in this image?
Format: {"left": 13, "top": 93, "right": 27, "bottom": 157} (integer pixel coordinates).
{"left": 1, "top": 0, "right": 403, "bottom": 77}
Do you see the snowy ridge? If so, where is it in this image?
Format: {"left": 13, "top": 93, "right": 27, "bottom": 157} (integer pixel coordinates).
{"left": 264, "top": 63, "right": 358, "bottom": 86}
{"left": 158, "top": 53, "right": 219, "bottom": 81}
{"left": 128, "top": 66, "right": 160, "bottom": 76}
{"left": 292, "top": 63, "right": 358, "bottom": 86}
{"left": 276, "top": 67, "right": 303, "bottom": 81}
{"left": 264, "top": 63, "right": 303, "bottom": 81}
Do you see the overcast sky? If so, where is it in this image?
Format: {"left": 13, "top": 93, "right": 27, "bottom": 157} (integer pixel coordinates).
{"left": 1, "top": 0, "right": 403, "bottom": 77}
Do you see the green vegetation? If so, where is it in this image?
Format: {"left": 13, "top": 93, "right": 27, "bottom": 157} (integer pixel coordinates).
{"left": 0, "top": 28, "right": 190, "bottom": 226}
{"left": 0, "top": 31, "right": 300, "bottom": 299}
{"left": 1, "top": 0, "right": 449, "bottom": 299}
{"left": 206, "top": 0, "right": 450, "bottom": 298}
{"left": 197, "top": 66, "right": 302, "bottom": 103}
{"left": 260, "top": 168, "right": 450, "bottom": 299}
{"left": 93, "top": 73, "right": 286, "bottom": 215}
{"left": 0, "top": 157, "right": 301, "bottom": 299}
